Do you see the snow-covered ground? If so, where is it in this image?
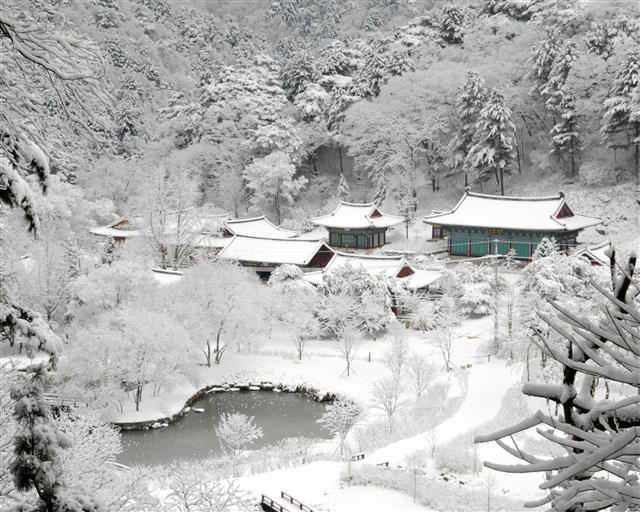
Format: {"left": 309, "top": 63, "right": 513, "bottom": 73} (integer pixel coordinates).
{"left": 4, "top": 307, "right": 547, "bottom": 510}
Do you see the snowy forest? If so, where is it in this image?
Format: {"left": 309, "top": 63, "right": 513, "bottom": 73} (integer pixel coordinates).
{"left": 1, "top": 0, "right": 639, "bottom": 511}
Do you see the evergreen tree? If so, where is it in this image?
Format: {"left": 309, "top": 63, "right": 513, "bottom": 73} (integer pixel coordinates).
{"left": 10, "top": 364, "right": 102, "bottom": 511}
{"left": 466, "top": 89, "right": 516, "bottom": 193}
{"left": 279, "top": 51, "right": 319, "bottom": 101}
{"left": 550, "top": 92, "right": 582, "bottom": 176}
{"left": 541, "top": 42, "right": 578, "bottom": 115}
{"left": 601, "top": 49, "right": 640, "bottom": 175}
{"left": 532, "top": 236, "right": 559, "bottom": 260}
{"left": 372, "top": 171, "right": 386, "bottom": 206}
{"left": 529, "top": 32, "right": 561, "bottom": 98}
{"left": 336, "top": 173, "right": 352, "bottom": 201}
{"left": 101, "top": 237, "right": 121, "bottom": 265}
{"left": 450, "top": 71, "right": 488, "bottom": 183}
{"left": 439, "top": 4, "right": 465, "bottom": 45}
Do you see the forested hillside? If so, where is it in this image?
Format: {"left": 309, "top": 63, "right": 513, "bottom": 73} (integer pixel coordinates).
{"left": 2, "top": 0, "right": 639, "bottom": 249}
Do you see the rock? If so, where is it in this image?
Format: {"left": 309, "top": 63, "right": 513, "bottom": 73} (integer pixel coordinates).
{"left": 184, "top": 407, "right": 191, "bottom": 413}
{"left": 211, "top": 387, "right": 225, "bottom": 392}
{"left": 237, "top": 383, "right": 250, "bottom": 391}
{"left": 273, "top": 388, "right": 282, "bottom": 393}
{"left": 192, "top": 407, "right": 205, "bottom": 413}
{"left": 261, "top": 383, "right": 274, "bottom": 390}
{"left": 229, "top": 387, "right": 240, "bottom": 392}
{"left": 596, "top": 228, "right": 606, "bottom": 235}
{"left": 151, "top": 422, "right": 162, "bottom": 429}
{"left": 161, "top": 423, "right": 168, "bottom": 427}
{"left": 249, "top": 385, "right": 261, "bottom": 391}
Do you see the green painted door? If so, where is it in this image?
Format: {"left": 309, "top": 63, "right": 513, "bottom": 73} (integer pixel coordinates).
{"left": 470, "top": 232, "right": 488, "bottom": 256}
{"left": 449, "top": 232, "right": 468, "bottom": 255}
{"left": 511, "top": 235, "right": 531, "bottom": 258}
{"left": 494, "top": 238, "right": 510, "bottom": 256}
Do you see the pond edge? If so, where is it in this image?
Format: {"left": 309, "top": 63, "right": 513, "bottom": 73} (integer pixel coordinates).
{"left": 113, "top": 382, "right": 336, "bottom": 431}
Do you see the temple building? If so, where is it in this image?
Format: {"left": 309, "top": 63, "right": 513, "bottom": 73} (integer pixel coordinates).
{"left": 311, "top": 202, "right": 404, "bottom": 249}
{"left": 423, "top": 189, "right": 602, "bottom": 259}
{"left": 217, "top": 236, "right": 335, "bottom": 278}
{"left": 303, "top": 252, "right": 444, "bottom": 292}
{"left": 89, "top": 218, "right": 140, "bottom": 244}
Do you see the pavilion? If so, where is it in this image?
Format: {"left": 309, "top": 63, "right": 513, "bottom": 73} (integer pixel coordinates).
{"left": 303, "top": 252, "right": 443, "bottom": 292}
{"left": 217, "top": 236, "right": 335, "bottom": 278}
{"left": 89, "top": 217, "right": 140, "bottom": 244}
{"left": 310, "top": 202, "right": 404, "bottom": 249}
{"left": 423, "top": 189, "right": 602, "bottom": 259}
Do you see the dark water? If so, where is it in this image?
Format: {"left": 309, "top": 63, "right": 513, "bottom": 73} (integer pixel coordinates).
{"left": 118, "top": 391, "right": 330, "bottom": 466}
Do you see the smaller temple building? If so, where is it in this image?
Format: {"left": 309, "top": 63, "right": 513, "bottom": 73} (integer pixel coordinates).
{"left": 218, "top": 236, "right": 335, "bottom": 278}
{"left": 89, "top": 217, "right": 140, "bottom": 244}
{"left": 311, "top": 202, "right": 404, "bottom": 249}
{"left": 424, "top": 189, "right": 602, "bottom": 259}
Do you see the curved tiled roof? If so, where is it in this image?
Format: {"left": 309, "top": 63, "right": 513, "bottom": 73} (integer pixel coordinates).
{"left": 311, "top": 202, "right": 404, "bottom": 229}
{"left": 424, "top": 190, "right": 602, "bottom": 232}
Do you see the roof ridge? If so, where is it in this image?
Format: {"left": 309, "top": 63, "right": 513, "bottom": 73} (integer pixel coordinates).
{"left": 466, "top": 190, "right": 563, "bottom": 202}
{"left": 334, "top": 250, "right": 403, "bottom": 260}
{"left": 225, "top": 215, "right": 267, "bottom": 224}
{"left": 229, "top": 234, "right": 324, "bottom": 243}
{"left": 339, "top": 201, "right": 375, "bottom": 207}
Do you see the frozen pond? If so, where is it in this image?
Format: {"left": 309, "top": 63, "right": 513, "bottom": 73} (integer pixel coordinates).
{"left": 118, "top": 391, "right": 330, "bottom": 466}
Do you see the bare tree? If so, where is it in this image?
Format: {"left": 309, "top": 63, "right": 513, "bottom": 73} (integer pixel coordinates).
{"left": 407, "top": 353, "right": 438, "bottom": 399}
{"left": 383, "top": 323, "right": 409, "bottom": 385}
{"left": 317, "top": 396, "right": 364, "bottom": 457}
{"left": 336, "top": 320, "right": 362, "bottom": 377}
{"left": 434, "top": 298, "right": 458, "bottom": 372}
{"left": 475, "top": 250, "right": 640, "bottom": 511}
{"left": 161, "top": 461, "right": 254, "bottom": 512}
{"left": 216, "top": 413, "right": 263, "bottom": 477}
{"left": 405, "top": 450, "right": 426, "bottom": 503}
{"left": 371, "top": 376, "right": 406, "bottom": 435}
{"left": 147, "top": 169, "right": 202, "bottom": 270}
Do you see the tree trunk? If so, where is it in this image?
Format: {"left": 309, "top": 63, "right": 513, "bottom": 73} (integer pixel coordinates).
{"left": 338, "top": 146, "right": 344, "bottom": 174}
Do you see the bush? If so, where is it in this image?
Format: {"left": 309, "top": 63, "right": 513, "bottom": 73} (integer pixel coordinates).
{"left": 346, "top": 465, "right": 526, "bottom": 511}
{"left": 435, "top": 435, "right": 481, "bottom": 474}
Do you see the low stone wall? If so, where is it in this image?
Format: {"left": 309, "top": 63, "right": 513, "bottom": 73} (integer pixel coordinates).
{"left": 114, "top": 381, "right": 336, "bottom": 431}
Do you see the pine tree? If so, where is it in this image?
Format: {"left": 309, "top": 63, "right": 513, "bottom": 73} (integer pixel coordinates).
{"left": 541, "top": 42, "right": 578, "bottom": 115}
{"left": 451, "top": 71, "right": 488, "bottom": 182}
{"left": 10, "top": 363, "right": 102, "bottom": 511}
{"left": 279, "top": 51, "right": 319, "bottom": 101}
{"left": 372, "top": 171, "right": 386, "bottom": 206}
{"left": 529, "top": 32, "right": 561, "bottom": 98}
{"left": 466, "top": 89, "right": 516, "bottom": 193}
{"left": 532, "top": 236, "right": 559, "bottom": 260}
{"left": 550, "top": 92, "right": 582, "bottom": 176}
{"left": 439, "top": 4, "right": 465, "bottom": 45}
{"left": 101, "top": 237, "right": 121, "bottom": 265}
{"left": 336, "top": 173, "right": 352, "bottom": 201}
{"left": 601, "top": 49, "right": 640, "bottom": 176}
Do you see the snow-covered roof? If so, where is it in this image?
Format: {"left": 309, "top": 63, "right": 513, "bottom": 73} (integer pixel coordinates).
{"left": 325, "top": 252, "right": 410, "bottom": 278}
{"left": 311, "top": 202, "right": 404, "bottom": 230}
{"left": 224, "top": 216, "right": 298, "bottom": 239}
{"left": 401, "top": 270, "right": 444, "bottom": 290}
{"left": 89, "top": 218, "right": 141, "bottom": 238}
{"left": 423, "top": 190, "right": 602, "bottom": 232}
{"left": 575, "top": 241, "right": 611, "bottom": 266}
{"left": 218, "top": 236, "right": 334, "bottom": 266}
{"left": 194, "top": 236, "right": 232, "bottom": 250}
{"left": 303, "top": 251, "right": 443, "bottom": 290}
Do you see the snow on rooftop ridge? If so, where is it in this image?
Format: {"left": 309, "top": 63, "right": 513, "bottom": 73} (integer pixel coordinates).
{"left": 218, "top": 235, "right": 332, "bottom": 266}
{"left": 224, "top": 215, "right": 298, "bottom": 239}
{"left": 311, "top": 201, "right": 404, "bottom": 229}
{"left": 424, "top": 189, "right": 602, "bottom": 232}
{"left": 464, "top": 188, "right": 565, "bottom": 202}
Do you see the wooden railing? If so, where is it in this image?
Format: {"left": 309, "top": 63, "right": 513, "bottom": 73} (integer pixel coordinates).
{"left": 280, "top": 491, "right": 314, "bottom": 512}
{"left": 261, "top": 495, "right": 289, "bottom": 512}
{"left": 351, "top": 452, "right": 365, "bottom": 461}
